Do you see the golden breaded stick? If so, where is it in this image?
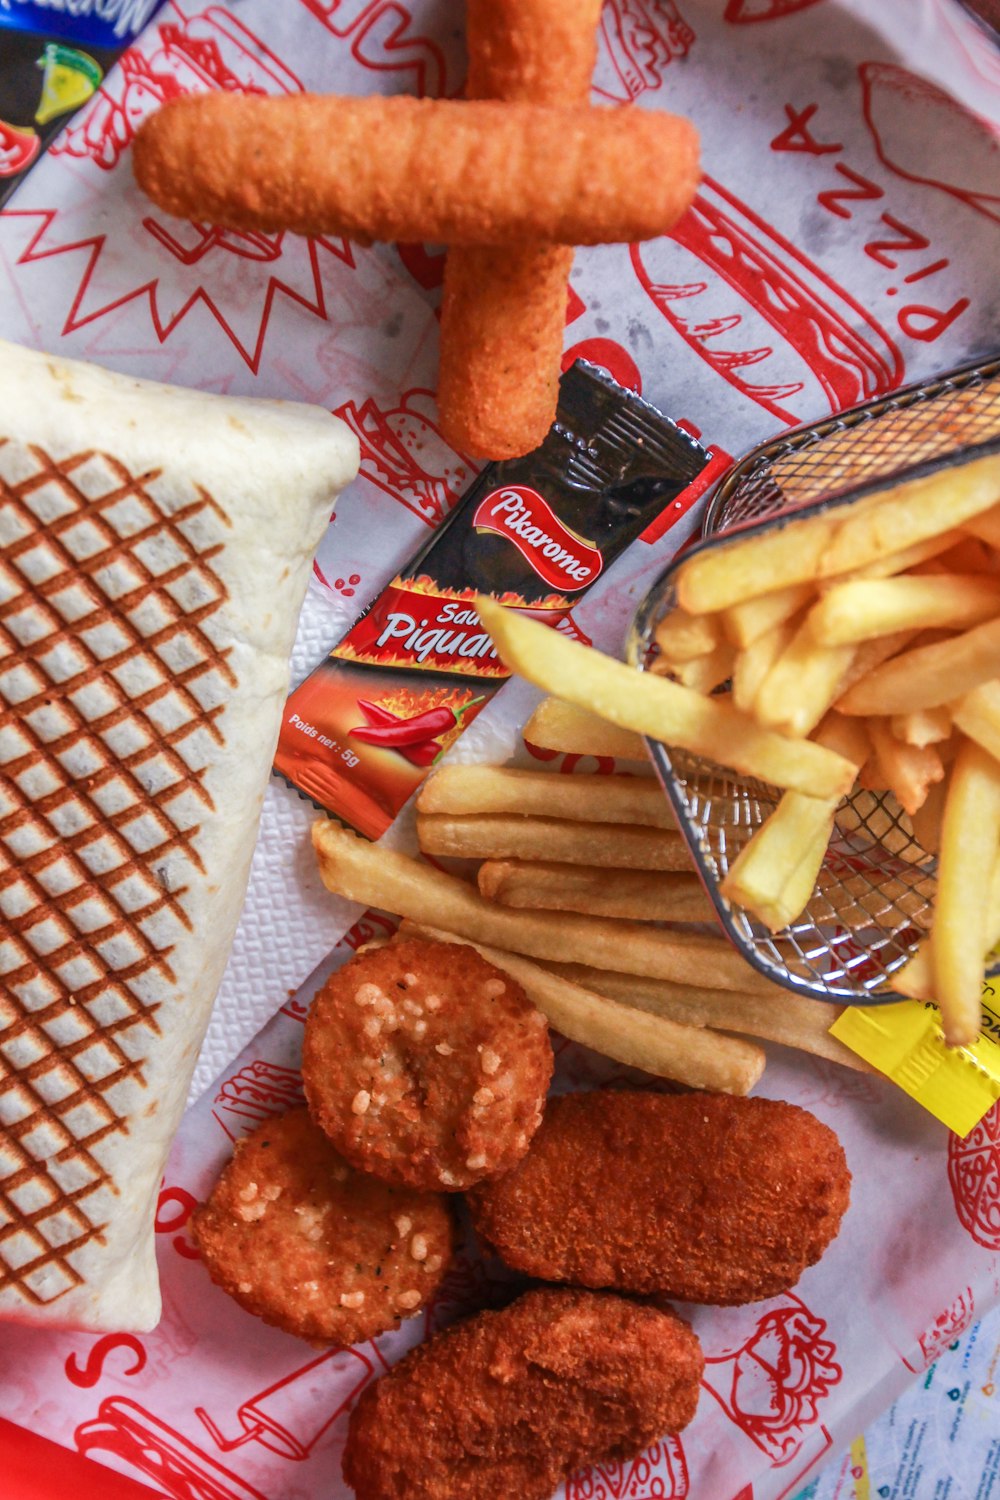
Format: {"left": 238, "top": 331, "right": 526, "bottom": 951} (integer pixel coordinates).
{"left": 478, "top": 861, "right": 713, "bottom": 923}
{"left": 312, "top": 821, "right": 780, "bottom": 993}
{"left": 393, "top": 922, "right": 765, "bottom": 1093}
{"left": 465, "top": 0, "right": 602, "bottom": 100}
{"left": 438, "top": 245, "right": 574, "bottom": 458}
{"left": 416, "top": 764, "right": 671, "bottom": 827}
{"left": 524, "top": 698, "right": 648, "bottom": 760}
{"left": 416, "top": 812, "right": 692, "bottom": 870}
{"left": 438, "top": 0, "right": 601, "bottom": 459}
{"left": 677, "top": 453, "right": 1000, "bottom": 613}
{"left": 540, "top": 961, "right": 870, "bottom": 1071}
{"left": 134, "top": 94, "right": 700, "bottom": 247}
{"left": 477, "top": 597, "right": 857, "bottom": 800}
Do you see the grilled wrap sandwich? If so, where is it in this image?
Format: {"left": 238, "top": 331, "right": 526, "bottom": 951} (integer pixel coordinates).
{"left": 0, "top": 341, "right": 359, "bottom": 1330}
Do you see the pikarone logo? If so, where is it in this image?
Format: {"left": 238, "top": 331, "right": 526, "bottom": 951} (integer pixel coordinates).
{"left": 472, "top": 486, "right": 603, "bottom": 593}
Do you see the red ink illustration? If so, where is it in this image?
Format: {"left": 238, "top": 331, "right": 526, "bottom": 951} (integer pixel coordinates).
{"left": 905, "top": 1287, "right": 976, "bottom": 1371}
{"left": 860, "top": 61, "right": 1000, "bottom": 225}
{"left": 632, "top": 175, "right": 903, "bottom": 425}
{"left": 949, "top": 1100, "right": 1000, "bottom": 1249}
{"left": 76, "top": 1397, "right": 269, "bottom": 1498}
{"left": 156, "top": 1184, "right": 202, "bottom": 1260}
{"left": 334, "top": 389, "right": 474, "bottom": 526}
{"left": 297, "top": 0, "right": 449, "bottom": 95}
{"left": 567, "top": 1434, "right": 690, "bottom": 1497}
{"left": 210, "top": 1061, "right": 305, "bottom": 1140}
{"left": 592, "top": 0, "right": 695, "bottom": 103}
{"left": 196, "top": 1346, "right": 378, "bottom": 1460}
{"left": 56, "top": 10, "right": 302, "bottom": 170}
{"left": 702, "top": 1295, "right": 842, "bottom": 1464}
{"left": 725, "top": 0, "right": 823, "bottom": 21}
{"left": 65, "top": 1333, "right": 148, "bottom": 1389}
{"left": 15, "top": 5, "right": 355, "bottom": 371}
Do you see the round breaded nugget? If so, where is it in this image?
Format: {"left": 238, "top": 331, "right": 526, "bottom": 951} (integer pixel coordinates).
{"left": 302, "top": 939, "right": 553, "bottom": 1192}
{"left": 342, "top": 1286, "right": 703, "bottom": 1500}
{"left": 191, "top": 1108, "right": 453, "bottom": 1343}
{"left": 468, "top": 1090, "right": 851, "bottom": 1305}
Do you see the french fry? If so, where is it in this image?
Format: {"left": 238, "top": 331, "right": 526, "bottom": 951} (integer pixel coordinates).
{"left": 732, "top": 618, "right": 798, "bottom": 714}
{"left": 964, "top": 502, "right": 1000, "bottom": 551}
{"left": 524, "top": 697, "right": 648, "bottom": 760}
{"left": 654, "top": 607, "right": 722, "bottom": 661}
{"left": 931, "top": 536, "right": 999, "bottom": 575}
{"left": 417, "top": 765, "right": 670, "bottom": 827}
{"left": 478, "top": 860, "right": 714, "bottom": 923}
{"left": 909, "top": 774, "right": 949, "bottom": 853}
{"left": 312, "top": 820, "right": 781, "bottom": 993}
{"left": 719, "top": 712, "right": 867, "bottom": 930}
{"left": 837, "top": 617, "right": 1000, "bottom": 716}
{"left": 652, "top": 641, "right": 735, "bottom": 693}
{"left": 416, "top": 811, "right": 692, "bottom": 870}
{"left": 867, "top": 719, "right": 945, "bottom": 817}
{"left": 833, "top": 528, "right": 964, "bottom": 582}
{"left": 722, "top": 582, "right": 813, "bottom": 648}
{"left": 894, "top": 853, "right": 1000, "bottom": 1001}
{"left": 807, "top": 575, "right": 1000, "bottom": 647}
{"left": 477, "top": 597, "right": 857, "bottom": 799}
{"left": 891, "top": 707, "right": 952, "bottom": 747}
{"left": 931, "top": 739, "right": 1000, "bottom": 1046}
{"left": 753, "top": 622, "right": 855, "bottom": 737}
{"left": 676, "top": 453, "right": 1000, "bottom": 613}
{"left": 540, "top": 960, "right": 870, "bottom": 1071}
{"left": 392, "top": 922, "right": 765, "bottom": 1093}
{"left": 951, "top": 680, "right": 1000, "bottom": 763}
{"left": 134, "top": 94, "right": 701, "bottom": 248}
{"left": 832, "top": 629, "right": 919, "bottom": 701}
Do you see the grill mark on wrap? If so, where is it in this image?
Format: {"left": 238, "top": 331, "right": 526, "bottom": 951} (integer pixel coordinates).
{"left": 0, "top": 439, "right": 235, "bottom": 1307}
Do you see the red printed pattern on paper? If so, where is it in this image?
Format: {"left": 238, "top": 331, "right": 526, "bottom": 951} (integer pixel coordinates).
{"left": 702, "top": 1295, "right": 842, "bottom": 1464}
{"left": 567, "top": 1435, "right": 690, "bottom": 1498}
{"left": 949, "top": 1100, "right": 1000, "bottom": 1249}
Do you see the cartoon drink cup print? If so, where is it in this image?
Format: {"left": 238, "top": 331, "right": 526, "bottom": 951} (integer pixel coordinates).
{"left": 273, "top": 362, "right": 714, "bottom": 838}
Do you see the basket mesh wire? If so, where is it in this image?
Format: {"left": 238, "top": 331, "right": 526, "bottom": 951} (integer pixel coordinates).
{"left": 629, "top": 357, "right": 1000, "bottom": 1004}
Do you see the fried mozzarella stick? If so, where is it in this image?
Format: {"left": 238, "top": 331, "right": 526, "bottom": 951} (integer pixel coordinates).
{"left": 133, "top": 94, "right": 699, "bottom": 246}
{"left": 438, "top": 0, "right": 602, "bottom": 458}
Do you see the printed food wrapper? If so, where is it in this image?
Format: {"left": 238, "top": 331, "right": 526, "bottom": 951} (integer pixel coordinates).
{"left": 2, "top": 0, "right": 1000, "bottom": 1495}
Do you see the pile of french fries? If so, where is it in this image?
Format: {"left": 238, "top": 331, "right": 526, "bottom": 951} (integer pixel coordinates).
{"left": 312, "top": 698, "right": 872, "bottom": 1098}
{"left": 470, "top": 449, "right": 1000, "bottom": 1049}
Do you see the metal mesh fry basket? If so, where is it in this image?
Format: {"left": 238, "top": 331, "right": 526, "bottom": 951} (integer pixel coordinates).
{"left": 628, "top": 355, "right": 1000, "bottom": 1005}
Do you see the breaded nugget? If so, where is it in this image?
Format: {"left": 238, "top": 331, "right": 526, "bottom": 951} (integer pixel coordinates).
{"left": 192, "top": 1108, "right": 452, "bottom": 1343}
{"left": 303, "top": 940, "right": 552, "bottom": 1192}
{"left": 469, "top": 1090, "right": 850, "bottom": 1304}
{"left": 342, "top": 1287, "right": 703, "bottom": 1500}
{"left": 133, "top": 94, "right": 699, "bottom": 247}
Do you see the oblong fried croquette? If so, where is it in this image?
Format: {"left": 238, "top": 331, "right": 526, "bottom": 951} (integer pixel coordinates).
{"left": 468, "top": 1090, "right": 851, "bottom": 1304}
{"left": 132, "top": 94, "right": 700, "bottom": 247}
{"left": 191, "top": 1108, "right": 453, "bottom": 1343}
{"left": 437, "top": 0, "right": 602, "bottom": 459}
{"left": 302, "top": 940, "right": 553, "bottom": 1192}
{"left": 342, "top": 1287, "right": 703, "bottom": 1500}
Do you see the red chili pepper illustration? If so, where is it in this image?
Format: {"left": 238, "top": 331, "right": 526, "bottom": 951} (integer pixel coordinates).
{"left": 350, "top": 697, "right": 484, "bottom": 748}
{"left": 397, "top": 738, "right": 442, "bottom": 767}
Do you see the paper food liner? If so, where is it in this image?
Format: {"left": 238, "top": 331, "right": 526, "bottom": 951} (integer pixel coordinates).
{"left": 1, "top": 0, "right": 1000, "bottom": 1495}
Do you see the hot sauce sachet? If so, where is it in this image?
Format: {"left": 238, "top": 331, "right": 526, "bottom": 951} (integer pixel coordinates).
{"left": 274, "top": 362, "right": 722, "bottom": 838}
